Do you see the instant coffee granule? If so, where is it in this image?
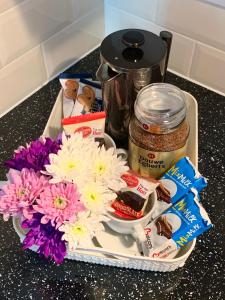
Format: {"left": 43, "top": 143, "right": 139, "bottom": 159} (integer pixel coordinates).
{"left": 129, "top": 117, "right": 189, "bottom": 152}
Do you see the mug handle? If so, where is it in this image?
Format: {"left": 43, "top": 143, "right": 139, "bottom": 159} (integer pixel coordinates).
{"left": 116, "top": 148, "right": 128, "bottom": 161}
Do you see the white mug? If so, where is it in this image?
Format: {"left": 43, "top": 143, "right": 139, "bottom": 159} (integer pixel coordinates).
{"left": 104, "top": 133, "right": 128, "bottom": 160}
{"left": 105, "top": 191, "right": 157, "bottom": 244}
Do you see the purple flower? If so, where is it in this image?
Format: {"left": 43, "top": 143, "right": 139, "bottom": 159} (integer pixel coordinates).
{"left": 4, "top": 137, "right": 61, "bottom": 172}
{"left": 56, "top": 132, "right": 63, "bottom": 144}
{"left": 22, "top": 213, "right": 67, "bottom": 264}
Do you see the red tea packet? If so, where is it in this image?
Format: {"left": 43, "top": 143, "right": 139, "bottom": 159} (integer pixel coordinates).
{"left": 62, "top": 111, "right": 106, "bottom": 143}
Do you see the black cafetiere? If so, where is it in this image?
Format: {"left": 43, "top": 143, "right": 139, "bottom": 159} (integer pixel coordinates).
{"left": 97, "top": 29, "right": 173, "bottom": 147}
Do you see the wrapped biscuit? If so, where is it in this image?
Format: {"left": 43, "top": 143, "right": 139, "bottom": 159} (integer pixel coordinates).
{"left": 71, "top": 79, "right": 103, "bottom": 116}
{"left": 152, "top": 157, "right": 207, "bottom": 218}
{"left": 59, "top": 73, "right": 92, "bottom": 118}
{"left": 142, "top": 189, "right": 212, "bottom": 259}
{"left": 111, "top": 171, "right": 159, "bottom": 219}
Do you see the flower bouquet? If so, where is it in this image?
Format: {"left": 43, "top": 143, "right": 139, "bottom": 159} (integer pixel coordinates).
{"left": 0, "top": 133, "right": 128, "bottom": 264}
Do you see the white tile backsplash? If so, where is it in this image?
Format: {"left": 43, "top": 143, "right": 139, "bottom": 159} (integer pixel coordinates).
{"left": 0, "top": 46, "right": 47, "bottom": 116}
{"left": 72, "top": 0, "right": 104, "bottom": 20}
{"left": 0, "top": 0, "right": 73, "bottom": 65}
{"left": 190, "top": 43, "right": 225, "bottom": 93}
{"left": 77, "top": 6, "right": 105, "bottom": 39}
{"left": 0, "top": 0, "right": 24, "bottom": 14}
{"left": 105, "top": 0, "right": 157, "bottom": 22}
{"left": 105, "top": 5, "right": 161, "bottom": 35}
{"left": 155, "top": 0, "right": 225, "bottom": 52}
{"left": 202, "top": 0, "right": 225, "bottom": 9}
{"left": 34, "top": 0, "right": 74, "bottom": 23}
{"left": 76, "top": 0, "right": 104, "bottom": 16}
{"left": 168, "top": 33, "right": 195, "bottom": 76}
{"left": 42, "top": 13, "right": 101, "bottom": 79}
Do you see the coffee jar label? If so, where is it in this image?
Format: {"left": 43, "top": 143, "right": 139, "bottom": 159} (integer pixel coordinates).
{"left": 128, "top": 139, "right": 187, "bottom": 179}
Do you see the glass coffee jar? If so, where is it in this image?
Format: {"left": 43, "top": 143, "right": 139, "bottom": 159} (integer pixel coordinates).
{"left": 128, "top": 83, "right": 189, "bottom": 179}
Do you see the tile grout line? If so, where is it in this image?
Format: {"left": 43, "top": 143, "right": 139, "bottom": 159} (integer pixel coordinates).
{"left": 187, "top": 42, "right": 197, "bottom": 77}
{"left": 0, "top": 0, "right": 31, "bottom": 17}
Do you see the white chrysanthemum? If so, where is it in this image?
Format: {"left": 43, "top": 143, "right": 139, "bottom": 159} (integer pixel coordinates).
{"left": 91, "top": 147, "right": 129, "bottom": 190}
{"left": 80, "top": 181, "right": 116, "bottom": 214}
{"left": 44, "top": 149, "right": 88, "bottom": 184}
{"left": 44, "top": 133, "right": 99, "bottom": 184}
{"left": 59, "top": 211, "right": 105, "bottom": 250}
{"left": 43, "top": 132, "right": 128, "bottom": 191}
{"left": 61, "top": 132, "right": 99, "bottom": 154}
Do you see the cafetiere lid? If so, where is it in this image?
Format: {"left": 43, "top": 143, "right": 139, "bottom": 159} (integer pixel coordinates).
{"left": 100, "top": 29, "right": 167, "bottom": 72}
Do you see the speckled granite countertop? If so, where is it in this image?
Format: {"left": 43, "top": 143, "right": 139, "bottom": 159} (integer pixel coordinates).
{"left": 0, "top": 49, "right": 224, "bottom": 300}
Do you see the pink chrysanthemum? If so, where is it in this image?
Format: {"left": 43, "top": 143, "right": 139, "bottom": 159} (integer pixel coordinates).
{"left": 33, "top": 182, "right": 85, "bottom": 228}
{"left": 0, "top": 168, "right": 49, "bottom": 221}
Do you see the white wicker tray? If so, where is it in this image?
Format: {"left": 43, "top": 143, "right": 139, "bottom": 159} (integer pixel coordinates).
{"left": 13, "top": 89, "right": 198, "bottom": 271}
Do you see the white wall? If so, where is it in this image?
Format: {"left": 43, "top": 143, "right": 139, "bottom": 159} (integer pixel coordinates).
{"left": 0, "top": 0, "right": 104, "bottom": 117}
{"left": 105, "top": 0, "right": 225, "bottom": 95}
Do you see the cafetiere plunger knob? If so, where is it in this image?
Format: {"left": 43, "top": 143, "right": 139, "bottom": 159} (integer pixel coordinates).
{"left": 122, "top": 30, "right": 145, "bottom": 48}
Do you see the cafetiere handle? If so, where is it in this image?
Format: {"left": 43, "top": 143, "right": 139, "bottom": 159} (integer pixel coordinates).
{"left": 160, "top": 31, "right": 173, "bottom": 81}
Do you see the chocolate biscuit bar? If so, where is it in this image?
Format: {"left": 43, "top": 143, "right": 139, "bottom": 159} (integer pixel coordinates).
{"left": 117, "top": 191, "right": 145, "bottom": 212}
{"left": 156, "top": 183, "right": 171, "bottom": 204}
{"left": 112, "top": 191, "right": 146, "bottom": 219}
{"left": 155, "top": 216, "right": 172, "bottom": 239}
